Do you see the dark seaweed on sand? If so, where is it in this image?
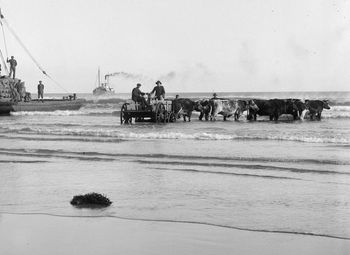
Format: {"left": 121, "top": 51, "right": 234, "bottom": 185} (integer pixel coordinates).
{"left": 70, "top": 192, "right": 112, "bottom": 207}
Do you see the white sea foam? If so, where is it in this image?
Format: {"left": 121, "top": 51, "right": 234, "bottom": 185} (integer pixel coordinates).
{"left": 320, "top": 106, "right": 350, "bottom": 119}
{"left": 10, "top": 108, "right": 117, "bottom": 116}
{"left": 290, "top": 106, "right": 350, "bottom": 119}
{"left": 11, "top": 110, "right": 85, "bottom": 116}
{"left": 2, "top": 125, "right": 349, "bottom": 144}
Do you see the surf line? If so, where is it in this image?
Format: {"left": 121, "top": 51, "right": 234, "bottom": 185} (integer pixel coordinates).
{"left": 0, "top": 147, "right": 347, "bottom": 166}
{"left": 0, "top": 147, "right": 349, "bottom": 166}
{"left": 1, "top": 211, "right": 349, "bottom": 241}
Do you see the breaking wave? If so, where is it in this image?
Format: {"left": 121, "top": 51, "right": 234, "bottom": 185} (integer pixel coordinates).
{"left": 1, "top": 126, "right": 349, "bottom": 144}
{"left": 0, "top": 147, "right": 348, "bottom": 165}
{"left": 10, "top": 109, "right": 121, "bottom": 116}
{"left": 321, "top": 106, "right": 350, "bottom": 119}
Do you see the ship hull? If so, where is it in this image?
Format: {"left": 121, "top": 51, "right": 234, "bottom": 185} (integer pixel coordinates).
{"left": 0, "top": 99, "right": 85, "bottom": 115}
{"left": 93, "top": 91, "right": 115, "bottom": 96}
{"left": 0, "top": 101, "right": 13, "bottom": 115}
{"left": 93, "top": 87, "right": 115, "bottom": 96}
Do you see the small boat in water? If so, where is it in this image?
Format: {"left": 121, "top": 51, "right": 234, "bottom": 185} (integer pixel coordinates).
{"left": 0, "top": 9, "right": 85, "bottom": 114}
{"left": 93, "top": 68, "right": 115, "bottom": 96}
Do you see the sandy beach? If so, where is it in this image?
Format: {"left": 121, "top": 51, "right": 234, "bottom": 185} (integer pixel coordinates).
{"left": 1, "top": 0, "right": 350, "bottom": 254}
{"left": 1, "top": 106, "right": 350, "bottom": 254}
{"left": 0, "top": 213, "right": 349, "bottom": 255}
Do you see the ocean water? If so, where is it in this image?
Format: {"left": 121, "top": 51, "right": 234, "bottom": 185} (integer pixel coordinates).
{"left": 0, "top": 91, "right": 350, "bottom": 240}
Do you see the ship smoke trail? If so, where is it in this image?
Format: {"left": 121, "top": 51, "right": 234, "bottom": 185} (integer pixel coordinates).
{"left": 107, "top": 63, "right": 212, "bottom": 84}
{"left": 105, "top": 72, "right": 152, "bottom": 81}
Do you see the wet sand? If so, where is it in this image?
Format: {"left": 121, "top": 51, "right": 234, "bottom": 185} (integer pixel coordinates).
{"left": 0, "top": 213, "right": 348, "bottom": 255}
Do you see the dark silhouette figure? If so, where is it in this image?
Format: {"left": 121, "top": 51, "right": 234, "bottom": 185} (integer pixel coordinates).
{"left": 37, "top": 81, "right": 44, "bottom": 102}
{"left": 132, "top": 83, "right": 148, "bottom": 108}
{"left": 7, "top": 56, "right": 17, "bottom": 79}
{"left": 150, "top": 80, "right": 165, "bottom": 100}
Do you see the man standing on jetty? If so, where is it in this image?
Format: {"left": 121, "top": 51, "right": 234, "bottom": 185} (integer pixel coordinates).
{"left": 7, "top": 56, "right": 17, "bottom": 79}
{"left": 150, "top": 80, "right": 165, "bottom": 100}
{"left": 37, "top": 80, "right": 44, "bottom": 102}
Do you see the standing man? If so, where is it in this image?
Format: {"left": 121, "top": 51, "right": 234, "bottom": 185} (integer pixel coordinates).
{"left": 150, "top": 80, "right": 165, "bottom": 100}
{"left": 7, "top": 56, "right": 17, "bottom": 79}
{"left": 37, "top": 80, "right": 44, "bottom": 102}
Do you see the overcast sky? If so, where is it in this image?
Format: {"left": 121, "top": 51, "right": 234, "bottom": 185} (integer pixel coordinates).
{"left": 0, "top": 0, "right": 349, "bottom": 93}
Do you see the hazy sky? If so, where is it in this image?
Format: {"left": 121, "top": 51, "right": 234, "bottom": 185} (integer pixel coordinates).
{"left": 0, "top": 0, "right": 349, "bottom": 93}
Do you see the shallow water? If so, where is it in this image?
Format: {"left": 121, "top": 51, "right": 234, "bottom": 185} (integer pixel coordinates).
{"left": 0, "top": 91, "right": 350, "bottom": 240}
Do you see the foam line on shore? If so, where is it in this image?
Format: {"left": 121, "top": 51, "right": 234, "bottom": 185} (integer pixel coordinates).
{"left": 0, "top": 147, "right": 348, "bottom": 166}
{"left": 138, "top": 160, "right": 350, "bottom": 176}
{"left": 151, "top": 167, "right": 302, "bottom": 180}
{"left": 0, "top": 134, "right": 126, "bottom": 143}
{"left": 1, "top": 211, "right": 349, "bottom": 241}
{"left": 1, "top": 148, "right": 348, "bottom": 177}
{"left": 1, "top": 126, "right": 350, "bottom": 144}
{"left": 0, "top": 160, "right": 48, "bottom": 163}
{"left": 0, "top": 151, "right": 116, "bottom": 162}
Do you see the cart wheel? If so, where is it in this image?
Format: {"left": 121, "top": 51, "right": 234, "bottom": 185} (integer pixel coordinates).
{"left": 120, "top": 103, "right": 130, "bottom": 124}
{"left": 154, "top": 102, "right": 166, "bottom": 123}
{"left": 168, "top": 112, "right": 177, "bottom": 123}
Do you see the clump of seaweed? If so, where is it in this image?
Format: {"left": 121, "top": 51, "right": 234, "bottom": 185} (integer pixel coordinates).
{"left": 70, "top": 192, "right": 112, "bottom": 208}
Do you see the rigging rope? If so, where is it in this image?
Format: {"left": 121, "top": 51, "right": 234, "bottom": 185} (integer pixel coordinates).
{"left": 1, "top": 18, "right": 47, "bottom": 74}
{"left": 0, "top": 18, "right": 8, "bottom": 59}
{"left": 0, "top": 48, "right": 8, "bottom": 74}
{"left": 0, "top": 13, "right": 69, "bottom": 92}
{"left": 44, "top": 73, "right": 69, "bottom": 93}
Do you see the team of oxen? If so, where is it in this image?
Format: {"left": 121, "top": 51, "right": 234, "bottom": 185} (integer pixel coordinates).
{"left": 172, "top": 97, "right": 331, "bottom": 121}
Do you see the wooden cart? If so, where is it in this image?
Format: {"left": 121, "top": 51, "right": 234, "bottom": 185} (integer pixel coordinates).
{"left": 120, "top": 99, "right": 177, "bottom": 124}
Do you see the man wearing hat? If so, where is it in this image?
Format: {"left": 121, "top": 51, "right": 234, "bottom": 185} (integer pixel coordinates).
{"left": 7, "top": 56, "right": 17, "bottom": 79}
{"left": 150, "top": 80, "right": 165, "bottom": 100}
{"left": 37, "top": 80, "right": 44, "bottom": 102}
{"left": 132, "top": 83, "right": 148, "bottom": 107}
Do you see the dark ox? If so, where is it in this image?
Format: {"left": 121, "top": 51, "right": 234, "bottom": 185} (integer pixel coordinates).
{"left": 194, "top": 99, "right": 211, "bottom": 121}
{"left": 234, "top": 100, "right": 259, "bottom": 120}
{"left": 305, "top": 100, "right": 330, "bottom": 120}
{"left": 210, "top": 99, "right": 259, "bottom": 121}
{"left": 172, "top": 98, "right": 196, "bottom": 121}
{"left": 292, "top": 99, "right": 307, "bottom": 120}
{"left": 247, "top": 99, "right": 299, "bottom": 121}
